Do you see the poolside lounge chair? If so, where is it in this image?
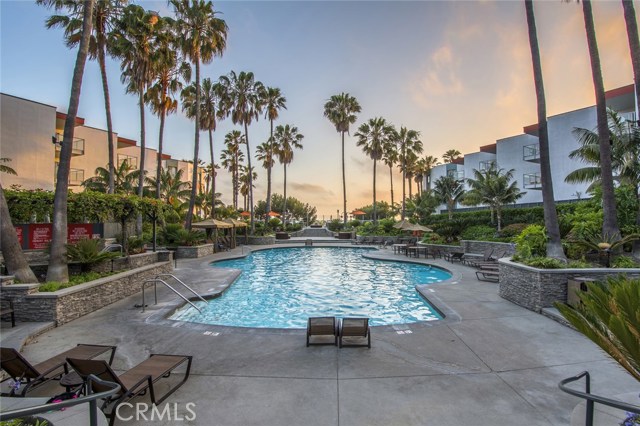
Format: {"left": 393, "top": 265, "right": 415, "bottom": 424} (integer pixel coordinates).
{"left": 0, "top": 344, "right": 116, "bottom": 397}
{"left": 444, "top": 251, "right": 465, "bottom": 262}
{"left": 339, "top": 317, "right": 371, "bottom": 348}
{"left": 67, "top": 353, "right": 193, "bottom": 426}
{"left": 463, "top": 248, "right": 494, "bottom": 267}
{"left": 306, "top": 317, "right": 338, "bottom": 346}
{"left": 476, "top": 269, "right": 500, "bottom": 282}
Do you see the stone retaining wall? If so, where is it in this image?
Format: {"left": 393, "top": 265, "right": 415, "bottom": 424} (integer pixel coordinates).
{"left": 247, "top": 236, "right": 276, "bottom": 245}
{"left": 175, "top": 244, "right": 214, "bottom": 259}
{"left": 0, "top": 261, "right": 172, "bottom": 325}
{"left": 498, "top": 258, "right": 640, "bottom": 312}
{"left": 461, "top": 240, "right": 515, "bottom": 256}
{"left": 416, "top": 243, "right": 462, "bottom": 255}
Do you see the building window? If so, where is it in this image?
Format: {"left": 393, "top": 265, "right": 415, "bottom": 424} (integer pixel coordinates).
{"left": 54, "top": 133, "right": 85, "bottom": 155}
{"left": 523, "top": 172, "right": 542, "bottom": 189}
{"left": 118, "top": 154, "right": 137, "bottom": 168}
{"left": 54, "top": 163, "right": 84, "bottom": 185}
{"left": 523, "top": 144, "right": 540, "bottom": 162}
{"left": 168, "top": 165, "right": 178, "bottom": 176}
{"left": 447, "top": 170, "right": 464, "bottom": 180}
{"left": 479, "top": 160, "right": 496, "bottom": 172}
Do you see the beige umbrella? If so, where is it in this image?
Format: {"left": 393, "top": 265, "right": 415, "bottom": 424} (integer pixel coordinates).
{"left": 224, "top": 218, "right": 249, "bottom": 246}
{"left": 393, "top": 219, "right": 414, "bottom": 230}
{"left": 191, "top": 218, "right": 233, "bottom": 229}
{"left": 406, "top": 223, "right": 433, "bottom": 232}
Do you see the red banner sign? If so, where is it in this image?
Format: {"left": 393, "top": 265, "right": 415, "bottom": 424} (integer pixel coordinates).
{"left": 29, "top": 224, "right": 53, "bottom": 250}
{"left": 67, "top": 224, "right": 94, "bottom": 244}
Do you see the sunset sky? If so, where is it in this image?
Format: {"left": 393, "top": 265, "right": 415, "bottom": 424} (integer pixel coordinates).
{"left": 0, "top": 1, "right": 635, "bottom": 218}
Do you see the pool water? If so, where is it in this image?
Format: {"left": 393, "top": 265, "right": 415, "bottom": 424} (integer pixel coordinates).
{"left": 170, "top": 247, "right": 450, "bottom": 328}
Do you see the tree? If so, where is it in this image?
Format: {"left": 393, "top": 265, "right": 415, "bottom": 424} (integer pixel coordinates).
{"left": 442, "top": 149, "right": 462, "bottom": 164}
{"left": 171, "top": 0, "right": 228, "bottom": 230}
{"left": 261, "top": 87, "right": 287, "bottom": 220}
{"left": 239, "top": 165, "right": 257, "bottom": 212}
{"left": 146, "top": 17, "right": 190, "bottom": 200}
{"left": 355, "top": 117, "right": 394, "bottom": 224}
{"left": 622, "top": 0, "right": 640, "bottom": 118}
{"left": 381, "top": 137, "right": 398, "bottom": 208}
{"left": 44, "top": 0, "right": 126, "bottom": 194}
{"left": 433, "top": 175, "right": 465, "bottom": 220}
{"left": 82, "top": 160, "right": 139, "bottom": 194}
{"left": 405, "top": 151, "right": 418, "bottom": 201}
{"left": 421, "top": 155, "right": 440, "bottom": 192}
{"left": 525, "top": 0, "right": 566, "bottom": 261}
{"left": 38, "top": 0, "right": 96, "bottom": 283}
{"left": 323, "top": 93, "right": 362, "bottom": 224}
{"left": 145, "top": 167, "right": 191, "bottom": 205}
{"left": 393, "top": 127, "right": 422, "bottom": 219}
{"left": 463, "top": 164, "right": 525, "bottom": 231}
{"left": 220, "top": 130, "right": 245, "bottom": 210}
{"left": 581, "top": 0, "right": 620, "bottom": 240}
{"left": 273, "top": 124, "right": 304, "bottom": 227}
{"left": 218, "top": 71, "right": 264, "bottom": 232}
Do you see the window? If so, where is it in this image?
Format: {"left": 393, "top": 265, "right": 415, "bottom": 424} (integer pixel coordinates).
{"left": 118, "top": 154, "right": 137, "bottom": 168}
{"left": 54, "top": 133, "right": 85, "bottom": 155}
{"left": 523, "top": 144, "right": 540, "bottom": 162}
{"left": 54, "top": 163, "right": 84, "bottom": 185}
{"left": 523, "top": 173, "right": 542, "bottom": 189}
{"left": 479, "top": 160, "right": 496, "bottom": 172}
{"left": 447, "top": 170, "right": 464, "bottom": 180}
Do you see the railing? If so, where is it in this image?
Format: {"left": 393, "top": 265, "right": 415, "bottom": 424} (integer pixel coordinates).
{"left": 558, "top": 371, "right": 640, "bottom": 426}
{"left": 141, "top": 274, "right": 208, "bottom": 313}
{"left": 101, "top": 243, "right": 123, "bottom": 255}
{"left": 523, "top": 143, "right": 540, "bottom": 162}
{"left": 54, "top": 133, "right": 85, "bottom": 155}
{"left": 0, "top": 375, "right": 120, "bottom": 426}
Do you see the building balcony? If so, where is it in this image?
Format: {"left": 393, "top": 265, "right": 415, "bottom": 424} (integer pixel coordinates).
{"left": 523, "top": 144, "right": 540, "bottom": 163}
{"left": 523, "top": 173, "right": 542, "bottom": 190}
{"left": 54, "top": 133, "right": 85, "bottom": 156}
{"left": 447, "top": 170, "right": 464, "bottom": 180}
{"left": 54, "top": 166, "right": 84, "bottom": 186}
{"left": 479, "top": 160, "right": 496, "bottom": 172}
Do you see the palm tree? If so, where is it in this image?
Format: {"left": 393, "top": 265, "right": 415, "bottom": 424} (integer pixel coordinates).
{"left": 622, "top": 0, "right": 640, "bottom": 117}
{"left": 218, "top": 71, "right": 264, "bottom": 233}
{"left": 442, "top": 149, "right": 461, "bottom": 164}
{"left": 239, "top": 165, "right": 257, "bottom": 212}
{"left": 404, "top": 151, "right": 418, "bottom": 200}
{"left": 0, "top": 158, "right": 16, "bottom": 176}
{"left": 422, "top": 155, "right": 440, "bottom": 192}
{"left": 581, "top": 0, "right": 620, "bottom": 240}
{"left": 261, "top": 87, "right": 287, "bottom": 220}
{"left": 413, "top": 157, "right": 426, "bottom": 197}
{"left": 381, "top": 138, "right": 398, "bottom": 208}
{"left": 464, "top": 164, "right": 525, "bottom": 231}
{"left": 273, "top": 124, "right": 304, "bottom": 227}
{"left": 433, "top": 175, "right": 465, "bottom": 220}
{"left": 38, "top": 0, "right": 96, "bottom": 283}
{"left": 171, "top": 0, "right": 228, "bottom": 230}
{"left": 355, "top": 117, "right": 394, "bottom": 225}
{"left": 524, "top": 0, "right": 566, "bottom": 261}
{"left": 221, "top": 130, "right": 245, "bottom": 210}
{"left": 145, "top": 167, "right": 191, "bottom": 205}
{"left": 44, "top": 0, "right": 126, "bottom": 194}
{"left": 323, "top": 93, "right": 362, "bottom": 224}
{"left": 393, "top": 127, "right": 422, "bottom": 219}
{"left": 146, "top": 17, "right": 190, "bottom": 200}
{"left": 256, "top": 140, "right": 275, "bottom": 208}
{"left": 82, "top": 160, "right": 139, "bottom": 194}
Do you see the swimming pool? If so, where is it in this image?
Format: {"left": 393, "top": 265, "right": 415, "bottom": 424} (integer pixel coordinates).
{"left": 170, "top": 247, "right": 451, "bottom": 328}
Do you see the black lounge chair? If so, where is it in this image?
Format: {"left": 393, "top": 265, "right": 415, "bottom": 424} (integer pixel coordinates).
{"left": 67, "top": 354, "right": 193, "bottom": 426}
{"left": 339, "top": 317, "right": 371, "bottom": 348}
{"left": 0, "top": 344, "right": 116, "bottom": 396}
{"left": 306, "top": 317, "right": 338, "bottom": 346}
{"left": 444, "top": 252, "right": 465, "bottom": 262}
{"left": 476, "top": 269, "right": 500, "bottom": 282}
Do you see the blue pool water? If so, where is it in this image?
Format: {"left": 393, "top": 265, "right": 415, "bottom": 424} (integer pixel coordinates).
{"left": 170, "top": 247, "right": 450, "bottom": 328}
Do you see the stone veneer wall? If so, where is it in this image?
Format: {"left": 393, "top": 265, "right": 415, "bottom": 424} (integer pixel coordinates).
{"left": 498, "top": 258, "right": 640, "bottom": 312}
{"left": 416, "top": 243, "right": 462, "bottom": 256}
{"left": 175, "top": 244, "right": 214, "bottom": 259}
{"left": 461, "top": 240, "right": 516, "bottom": 257}
{"left": 0, "top": 261, "right": 172, "bottom": 325}
{"left": 247, "top": 236, "right": 276, "bottom": 245}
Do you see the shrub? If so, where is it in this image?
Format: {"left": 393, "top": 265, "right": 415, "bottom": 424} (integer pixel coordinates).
{"left": 348, "top": 219, "right": 361, "bottom": 228}
{"left": 66, "top": 238, "right": 119, "bottom": 271}
{"left": 127, "top": 236, "right": 145, "bottom": 254}
{"left": 461, "top": 225, "right": 496, "bottom": 241}
{"left": 160, "top": 223, "right": 184, "bottom": 246}
{"left": 612, "top": 255, "right": 640, "bottom": 269}
{"left": 519, "top": 256, "right": 565, "bottom": 269}
{"left": 326, "top": 219, "right": 343, "bottom": 232}
{"left": 177, "top": 230, "right": 205, "bottom": 246}
{"left": 499, "top": 223, "right": 529, "bottom": 239}
{"left": 514, "top": 225, "right": 547, "bottom": 258}
{"left": 39, "top": 271, "right": 114, "bottom": 292}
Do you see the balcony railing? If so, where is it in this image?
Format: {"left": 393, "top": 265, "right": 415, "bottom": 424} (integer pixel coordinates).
{"left": 523, "top": 172, "right": 542, "bottom": 190}
{"left": 523, "top": 143, "right": 540, "bottom": 163}
{"left": 447, "top": 170, "right": 464, "bottom": 180}
{"left": 479, "top": 160, "right": 496, "bottom": 172}
{"left": 54, "top": 165, "right": 84, "bottom": 186}
{"left": 54, "top": 133, "right": 85, "bottom": 155}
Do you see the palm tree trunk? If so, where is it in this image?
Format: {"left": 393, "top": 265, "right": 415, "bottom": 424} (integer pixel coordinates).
{"left": 156, "top": 106, "right": 166, "bottom": 200}
{"left": 47, "top": 0, "right": 95, "bottom": 283}
{"left": 136, "top": 89, "right": 145, "bottom": 235}
{"left": 341, "top": 131, "right": 347, "bottom": 224}
{"left": 266, "top": 119, "right": 273, "bottom": 222}
{"left": 244, "top": 122, "right": 255, "bottom": 233}
{"left": 0, "top": 184, "right": 37, "bottom": 283}
{"left": 582, "top": 0, "right": 620, "bottom": 240}
{"left": 209, "top": 129, "right": 216, "bottom": 219}
{"left": 186, "top": 60, "right": 201, "bottom": 230}
{"left": 408, "top": 177, "right": 413, "bottom": 200}
{"left": 525, "top": 0, "right": 566, "bottom": 261}
{"left": 389, "top": 164, "right": 394, "bottom": 208}
{"left": 401, "top": 148, "right": 406, "bottom": 219}
{"left": 373, "top": 159, "right": 377, "bottom": 225}
{"left": 283, "top": 163, "right": 288, "bottom": 228}
{"left": 97, "top": 39, "right": 115, "bottom": 195}
{"left": 497, "top": 207, "right": 502, "bottom": 232}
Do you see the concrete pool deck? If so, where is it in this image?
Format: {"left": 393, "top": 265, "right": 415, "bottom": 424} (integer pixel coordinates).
{"left": 5, "top": 244, "right": 639, "bottom": 425}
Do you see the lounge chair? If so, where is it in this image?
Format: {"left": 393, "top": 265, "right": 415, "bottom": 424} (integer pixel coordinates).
{"left": 0, "top": 344, "right": 116, "bottom": 397}
{"left": 444, "top": 251, "right": 465, "bottom": 262}
{"left": 67, "top": 353, "right": 193, "bottom": 426}
{"left": 339, "top": 317, "right": 371, "bottom": 348}
{"left": 463, "top": 248, "right": 494, "bottom": 267}
{"left": 1, "top": 300, "right": 15, "bottom": 327}
{"left": 306, "top": 317, "right": 338, "bottom": 346}
{"left": 476, "top": 269, "right": 500, "bottom": 282}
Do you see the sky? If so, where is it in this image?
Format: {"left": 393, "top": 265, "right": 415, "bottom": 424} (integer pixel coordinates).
{"left": 0, "top": 0, "right": 635, "bottom": 218}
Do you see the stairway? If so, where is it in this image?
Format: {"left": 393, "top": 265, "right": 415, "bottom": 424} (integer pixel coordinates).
{"left": 299, "top": 227, "right": 335, "bottom": 238}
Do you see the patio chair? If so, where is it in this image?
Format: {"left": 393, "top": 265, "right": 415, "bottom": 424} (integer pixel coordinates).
{"left": 339, "top": 317, "right": 371, "bottom": 348}
{"left": 0, "top": 300, "right": 15, "bottom": 327}
{"left": 306, "top": 317, "right": 338, "bottom": 346}
{"left": 444, "top": 252, "right": 465, "bottom": 262}
{"left": 67, "top": 353, "right": 193, "bottom": 426}
{"left": 464, "top": 248, "right": 494, "bottom": 267}
{"left": 476, "top": 269, "right": 500, "bottom": 282}
{"left": 0, "top": 344, "right": 116, "bottom": 397}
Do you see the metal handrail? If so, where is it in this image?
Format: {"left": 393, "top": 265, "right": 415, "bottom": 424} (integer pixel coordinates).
{"left": 0, "top": 374, "right": 120, "bottom": 426}
{"left": 154, "top": 274, "right": 208, "bottom": 304}
{"left": 558, "top": 371, "right": 640, "bottom": 426}
{"left": 101, "top": 243, "right": 123, "bottom": 254}
{"left": 141, "top": 279, "right": 203, "bottom": 314}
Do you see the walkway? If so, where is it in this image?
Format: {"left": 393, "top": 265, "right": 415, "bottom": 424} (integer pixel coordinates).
{"left": 7, "top": 244, "right": 639, "bottom": 425}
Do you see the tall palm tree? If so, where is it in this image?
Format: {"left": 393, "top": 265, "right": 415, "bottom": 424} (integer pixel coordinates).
{"left": 145, "top": 167, "right": 191, "bottom": 205}
{"left": 413, "top": 157, "right": 426, "bottom": 197}
{"left": 404, "top": 151, "right": 418, "bottom": 202}
{"left": 221, "top": 130, "right": 245, "bottom": 210}
{"left": 525, "top": 0, "right": 566, "bottom": 261}
{"left": 442, "top": 149, "right": 462, "bottom": 164}
{"left": 394, "top": 127, "right": 422, "bottom": 219}
{"left": 82, "top": 160, "right": 139, "bottom": 194}
{"left": 38, "top": 0, "right": 95, "bottom": 283}
{"left": 239, "top": 165, "right": 257, "bottom": 212}
{"left": 146, "top": 17, "right": 190, "bottom": 200}
{"left": 171, "top": 0, "right": 228, "bottom": 230}
{"left": 323, "top": 93, "right": 362, "bottom": 224}
{"left": 273, "top": 124, "right": 304, "bottom": 227}
{"left": 433, "top": 175, "right": 465, "bottom": 220}
{"left": 381, "top": 137, "right": 398, "bottom": 208}
{"left": 44, "top": 0, "right": 126, "bottom": 194}
{"left": 581, "top": 0, "right": 620, "bottom": 240}
{"left": 622, "top": 0, "right": 640, "bottom": 117}
{"left": 261, "top": 87, "right": 287, "bottom": 219}
{"left": 355, "top": 117, "right": 394, "bottom": 225}
{"left": 422, "top": 155, "right": 440, "bottom": 192}
{"left": 256, "top": 140, "right": 275, "bottom": 208}
{"left": 218, "top": 71, "right": 264, "bottom": 233}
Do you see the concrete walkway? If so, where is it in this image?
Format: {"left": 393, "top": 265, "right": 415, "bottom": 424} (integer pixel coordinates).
{"left": 9, "top": 244, "right": 639, "bottom": 425}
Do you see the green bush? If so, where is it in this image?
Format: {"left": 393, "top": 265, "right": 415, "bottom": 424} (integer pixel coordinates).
{"left": 177, "top": 230, "right": 205, "bottom": 246}
{"left": 514, "top": 225, "right": 547, "bottom": 258}
{"left": 499, "top": 223, "right": 529, "bottom": 239}
{"left": 66, "top": 238, "right": 119, "bottom": 271}
{"left": 160, "top": 223, "right": 184, "bottom": 246}
{"left": 348, "top": 219, "right": 361, "bottom": 228}
{"left": 461, "top": 225, "right": 496, "bottom": 241}
{"left": 39, "top": 271, "right": 114, "bottom": 292}
{"left": 518, "top": 256, "right": 565, "bottom": 269}
{"left": 127, "top": 236, "right": 145, "bottom": 254}
{"left": 326, "top": 219, "right": 343, "bottom": 232}
{"left": 612, "top": 255, "right": 640, "bottom": 269}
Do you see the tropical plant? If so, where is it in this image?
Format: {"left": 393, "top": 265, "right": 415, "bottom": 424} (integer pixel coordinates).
{"left": 555, "top": 275, "right": 640, "bottom": 381}
{"left": 220, "top": 130, "right": 245, "bottom": 210}
{"left": 524, "top": 0, "right": 565, "bottom": 262}
{"left": 239, "top": 165, "right": 257, "bottom": 212}
{"left": 355, "top": 117, "right": 394, "bottom": 224}
{"left": 273, "top": 124, "right": 303, "bottom": 227}
{"left": 66, "top": 238, "right": 119, "bottom": 271}
{"left": 37, "top": 0, "right": 96, "bottom": 283}
{"left": 0, "top": 158, "right": 16, "bottom": 175}
{"left": 420, "top": 155, "right": 440, "bottom": 192}
{"left": 513, "top": 224, "right": 547, "bottom": 258}
{"left": 261, "top": 86, "right": 286, "bottom": 219}
{"left": 218, "top": 71, "right": 264, "bottom": 233}
{"left": 82, "top": 160, "right": 139, "bottom": 194}
{"left": 393, "top": 127, "right": 422, "bottom": 219}
{"left": 323, "top": 92, "right": 362, "bottom": 224}
{"left": 145, "top": 167, "right": 191, "bottom": 205}
{"left": 171, "top": 0, "right": 228, "bottom": 230}
{"left": 442, "top": 149, "right": 461, "bottom": 163}
{"left": 381, "top": 138, "right": 398, "bottom": 208}
{"left": 432, "top": 175, "right": 465, "bottom": 220}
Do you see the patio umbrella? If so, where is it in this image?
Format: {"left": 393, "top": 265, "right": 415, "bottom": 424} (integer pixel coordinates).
{"left": 393, "top": 219, "right": 414, "bottom": 230}
{"left": 351, "top": 210, "right": 366, "bottom": 216}
{"left": 224, "top": 218, "right": 248, "bottom": 247}
{"left": 406, "top": 223, "right": 433, "bottom": 232}
{"left": 191, "top": 218, "right": 233, "bottom": 229}
{"left": 267, "top": 211, "right": 281, "bottom": 217}
{"left": 239, "top": 211, "right": 251, "bottom": 218}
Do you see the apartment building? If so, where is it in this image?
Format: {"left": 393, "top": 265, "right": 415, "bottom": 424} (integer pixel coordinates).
{"left": 429, "top": 84, "right": 637, "bottom": 213}
{"left": 0, "top": 93, "right": 196, "bottom": 193}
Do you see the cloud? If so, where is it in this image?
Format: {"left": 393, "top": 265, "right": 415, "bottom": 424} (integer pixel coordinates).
{"left": 289, "top": 182, "right": 335, "bottom": 197}
{"left": 410, "top": 45, "right": 464, "bottom": 107}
